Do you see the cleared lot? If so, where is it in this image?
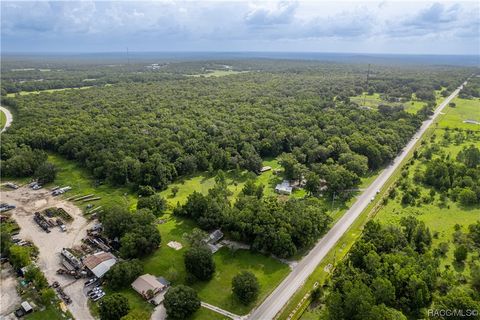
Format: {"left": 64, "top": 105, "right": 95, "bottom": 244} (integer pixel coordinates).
{"left": 2, "top": 186, "right": 94, "bottom": 320}
{"left": 0, "top": 264, "right": 21, "bottom": 316}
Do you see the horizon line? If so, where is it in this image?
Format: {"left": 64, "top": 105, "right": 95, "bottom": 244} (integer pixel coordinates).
{"left": 1, "top": 50, "right": 479, "bottom": 57}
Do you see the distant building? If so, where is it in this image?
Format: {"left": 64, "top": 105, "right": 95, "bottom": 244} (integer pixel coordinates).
{"left": 275, "top": 180, "right": 293, "bottom": 195}
{"left": 83, "top": 251, "right": 116, "bottom": 278}
{"left": 259, "top": 166, "right": 272, "bottom": 173}
{"left": 132, "top": 274, "right": 170, "bottom": 305}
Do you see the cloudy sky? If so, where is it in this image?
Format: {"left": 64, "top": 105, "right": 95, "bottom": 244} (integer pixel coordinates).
{"left": 1, "top": 0, "right": 479, "bottom": 55}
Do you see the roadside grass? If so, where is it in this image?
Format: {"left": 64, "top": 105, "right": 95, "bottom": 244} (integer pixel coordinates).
{"left": 195, "top": 307, "right": 230, "bottom": 320}
{"left": 5, "top": 86, "right": 93, "bottom": 98}
{"left": 0, "top": 109, "right": 6, "bottom": 129}
{"left": 48, "top": 154, "right": 138, "bottom": 211}
{"left": 437, "top": 97, "right": 480, "bottom": 130}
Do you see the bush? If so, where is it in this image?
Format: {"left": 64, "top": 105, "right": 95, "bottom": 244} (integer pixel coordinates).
{"left": 35, "top": 162, "right": 57, "bottom": 184}
{"left": 232, "top": 271, "right": 260, "bottom": 304}
{"left": 105, "top": 259, "right": 143, "bottom": 290}
{"left": 458, "top": 188, "right": 477, "bottom": 206}
{"left": 9, "top": 245, "right": 32, "bottom": 269}
{"left": 99, "top": 293, "right": 130, "bottom": 320}
{"left": 184, "top": 246, "right": 215, "bottom": 281}
{"left": 136, "top": 194, "right": 167, "bottom": 216}
{"left": 454, "top": 245, "right": 468, "bottom": 263}
{"left": 164, "top": 285, "right": 200, "bottom": 320}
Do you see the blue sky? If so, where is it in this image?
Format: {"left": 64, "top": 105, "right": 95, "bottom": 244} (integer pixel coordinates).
{"left": 1, "top": 0, "right": 479, "bottom": 55}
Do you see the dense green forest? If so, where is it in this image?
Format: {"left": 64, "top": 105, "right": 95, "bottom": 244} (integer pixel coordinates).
{"left": 1, "top": 61, "right": 471, "bottom": 196}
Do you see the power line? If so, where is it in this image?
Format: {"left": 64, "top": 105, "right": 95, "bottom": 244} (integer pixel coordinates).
{"left": 362, "top": 64, "right": 371, "bottom": 106}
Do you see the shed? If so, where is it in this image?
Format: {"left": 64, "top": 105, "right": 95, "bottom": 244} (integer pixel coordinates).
{"left": 275, "top": 180, "right": 293, "bottom": 195}
{"left": 259, "top": 166, "right": 272, "bottom": 173}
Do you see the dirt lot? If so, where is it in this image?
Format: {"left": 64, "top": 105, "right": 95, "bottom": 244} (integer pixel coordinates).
{"left": 0, "top": 263, "right": 21, "bottom": 316}
{"left": 2, "top": 186, "right": 94, "bottom": 320}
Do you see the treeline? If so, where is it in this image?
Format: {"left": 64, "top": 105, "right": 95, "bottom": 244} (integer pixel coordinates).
{"left": 323, "top": 218, "right": 480, "bottom": 319}
{"left": 459, "top": 76, "right": 480, "bottom": 99}
{"left": 174, "top": 176, "right": 332, "bottom": 258}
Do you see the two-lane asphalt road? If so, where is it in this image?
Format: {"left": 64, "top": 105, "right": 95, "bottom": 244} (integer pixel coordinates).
{"left": 249, "top": 81, "right": 467, "bottom": 320}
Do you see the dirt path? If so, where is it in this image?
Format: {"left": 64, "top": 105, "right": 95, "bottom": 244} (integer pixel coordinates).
{"left": 0, "top": 264, "right": 21, "bottom": 316}
{"left": 2, "top": 186, "right": 94, "bottom": 320}
{"left": 0, "top": 106, "right": 13, "bottom": 133}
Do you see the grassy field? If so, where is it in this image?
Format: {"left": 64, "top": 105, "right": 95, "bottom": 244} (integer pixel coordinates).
{"left": 350, "top": 89, "right": 445, "bottom": 114}
{"left": 437, "top": 97, "right": 480, "bottom": 130}
{"left": 374, "top": 96, "right": 480, "bottom": 275}
{"left": 0, "top": 109, "right": 6, "bottom": 129}
{"left": 6, "top": 86, "right": 93, "bottom": 97}
{"left": 24, "top": 304, "right": 65, "bottom": 320}
{"left": 187, "top": 70, "right": 247, "bottom": 77}
{"left": 48, "top": 154, "right": 138, "bottom": 212}
{"left": 42, "top": 155, "right": 291, "bottom": 318}
{"left": 160, "top": 158, "right": 306, "bottom": 209}
{"left": 284, "top": 91, "right": 468, "bottom": 320}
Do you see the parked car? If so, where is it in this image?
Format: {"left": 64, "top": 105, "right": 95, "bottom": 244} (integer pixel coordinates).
{"left": 92, "top": 292, "right": 105, "bottom": 301}
{"left": 87, "top": 286, "right": 101, "bottom": 295}
{"left": 84, "top": 277, "right": 98, "bottom": 287}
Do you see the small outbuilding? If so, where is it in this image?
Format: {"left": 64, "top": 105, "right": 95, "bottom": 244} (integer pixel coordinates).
{"left": 275, "top": 180, "right": 293, "bottom": 195}
{"left": 83, "top": 251, "right": 116, "bottom": 278}
{"left": 259, "top": 166, "right": 272, "bottom": 173}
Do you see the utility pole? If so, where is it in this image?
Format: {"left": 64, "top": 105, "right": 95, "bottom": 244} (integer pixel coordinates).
{"left": 331, "top": 191, "right": 336, "bottom": 210}
{"left": 126, "top": 47, "right": 130, "bottom": 65}
{"left": 362, "top": 63, "right": 371, "bottom": 106}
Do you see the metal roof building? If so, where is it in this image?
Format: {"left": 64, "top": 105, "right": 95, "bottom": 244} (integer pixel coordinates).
{"left": 83, "top": 251, "right": 116, "bottom": 278}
